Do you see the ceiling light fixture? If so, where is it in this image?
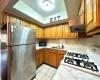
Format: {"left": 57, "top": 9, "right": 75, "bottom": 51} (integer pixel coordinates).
{"left": 42, "top": 0, "right": 52, "bottom": 7}
{"left": 40, "top": 0, "right": 54, "bottom": 11}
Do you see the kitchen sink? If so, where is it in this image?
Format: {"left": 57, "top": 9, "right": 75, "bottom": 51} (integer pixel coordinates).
{"left": 51, "top": 47, "right": 62, "bottom": 49}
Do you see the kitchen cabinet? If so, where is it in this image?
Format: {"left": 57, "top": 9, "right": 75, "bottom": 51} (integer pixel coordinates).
{"left": 44, "top": 27, "right": 50, "bottom": 39}
{"left": 57, "top": 50, "right": 66, "bottom": 67}
{"left": 43, "top": 48, "right": 67, "bottom": 67}
{"left": 21, "top": 20, "right": 29, "bottom": 27}
{"left": 63, "top": 24, "right": 70, "bottom": 38}
{"left": 36, "top": 49, "right": 44, "bottom": 68}
{"left": 29, "top": 23, "right": 35, "bottom": 29}
{"left": 69, "top": 33, "right": 78, "bottom": 38}
{"left": 86, "top": 0, "right": 100, "bottom": 34}
{"left": 56, "top": 25, "right": 63, "bottom": 38}
{"left": 63, "top": 24, "right": 78, "bottom": 38}
{"left": 33, "top": 25, "right": 39, "bottom": 38}
{"left": 9, "top": 16, "right": 16, "bottom": 23}
{"left": 38, "top": 27, "right": 43, "bottom": 39}
{"left": 44, "top": 49, "right": 57, "bottom": 67}
{"left": 16, "top": 18, "right": 21, "bottom": 24}
{"left": 50, "top": 26, "right": 56, "bottom": 38}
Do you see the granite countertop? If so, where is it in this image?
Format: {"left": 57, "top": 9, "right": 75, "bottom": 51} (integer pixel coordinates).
{"left": 52, "top": 64, "right": 100, "bottom": 80}
{"left": 36, "top": 46, "right": 86, "bottom": 53}
{"left": 36, "top": 46, "right": 67, "bottom": 51}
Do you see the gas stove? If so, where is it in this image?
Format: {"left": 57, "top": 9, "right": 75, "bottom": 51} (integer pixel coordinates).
{"left": 64, "top": 52, "right": 99, "bottom": 72}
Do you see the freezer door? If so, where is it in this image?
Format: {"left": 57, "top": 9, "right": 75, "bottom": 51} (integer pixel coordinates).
{"left": 8, "top": 23, "right": 36, "bottom": 46}
{"left": 11, "top": 44, "right": 36, "bottom": 80}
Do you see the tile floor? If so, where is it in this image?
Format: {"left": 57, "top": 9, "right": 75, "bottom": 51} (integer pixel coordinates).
{"left": 33, "top": 64, "right": 57, "bottom": 80}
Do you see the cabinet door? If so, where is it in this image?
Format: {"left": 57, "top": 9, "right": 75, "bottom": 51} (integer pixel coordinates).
{"left": 50, "top": 26, "right": 56, "bottom": 38}
{"left": 63, "top": 24, "right": 70, "bottom": 38}
{"left": 47, "top": 52, "right": 57, "bottom": 67}
{"left": 21, "top": 20, "right": 29, "bottom": 27}
{"left": 38, "top": 27, "right": 43, "bottom": 38}
{"left": 36, "top": 53, "right": 40, "bottom": 67}
{"left": 44, "top": 28, "right": 50, "bottom": 38}
{"left": 16, "top": 18, "right": 21, "bottom": 24}
{"left": 44, "top": 49, "right": 48, "bottom": 64}
{"left": 57, "top": 54, "right": 64, "bottom": 67}
{"left": 33, "top": 25, "right": 39, "bottom": 38}
{"left": 30, "top": 23, "right": 34, "bottom": 28}
{"left": 70, "top": 33, "right": 78, "bottom": 38}
{"left": 56, "top": 25, "right": 62, "bottom": 38}
{"left": 9, "top": 16, "right": 16, "bottom": 23}
{"left": 39, "top": 52, "right": 44, "bottom": 65}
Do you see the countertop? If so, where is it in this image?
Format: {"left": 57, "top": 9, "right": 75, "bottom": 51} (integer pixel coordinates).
{"left": 36, "top": 46, "right": 86, "bottom": 53}
{"left": 52, "top": 64, "right": 100, "bottom": 80}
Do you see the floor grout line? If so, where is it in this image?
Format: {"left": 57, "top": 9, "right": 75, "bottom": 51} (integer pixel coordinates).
{"left": 35, "top": 64, "right": 57, "bottom": 80}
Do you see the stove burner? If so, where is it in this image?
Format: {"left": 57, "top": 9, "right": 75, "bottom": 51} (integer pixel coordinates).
{"left": 67, "top": 52, "right": 89, "bottom": 59}
{"left": 84, "top": 62, "right": 99, "bottom": 72}
{"left": 64, "top": 56, "right": 99, "bottom": 72}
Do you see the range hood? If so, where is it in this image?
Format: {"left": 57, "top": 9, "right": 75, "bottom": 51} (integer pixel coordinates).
{"left": 69, "top": 13, "right": 85, "bottom": 32}
{"left": 69, "top": 24, "right": 85, "bottom": 32}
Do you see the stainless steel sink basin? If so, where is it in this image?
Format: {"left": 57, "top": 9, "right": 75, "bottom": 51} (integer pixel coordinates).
{"left": 51, "top": 47, "right": 62, "bottom": 49}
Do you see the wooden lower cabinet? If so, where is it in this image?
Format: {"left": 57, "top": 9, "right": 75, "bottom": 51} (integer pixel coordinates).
{"left": 57, "top": 50, "right": 67, "bottom": 67}
{"left": 36, "top": 49, "right": 67, "bottom": 68}
{"left": 44, "top": 49, "right": 57, "bottom": 67}
{"left": 57, "top": 54, "right": 64, "bottom": 67}
{"left": 47, "top": 52, "right": 57, "bottom": 67}
{"left": 36, "top": 49, "right": 44, "bottom": 67}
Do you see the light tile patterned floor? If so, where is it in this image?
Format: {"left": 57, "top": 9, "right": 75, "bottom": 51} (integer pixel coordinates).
{"left": 33, "top": 64, "right": 57, "bottom": 80}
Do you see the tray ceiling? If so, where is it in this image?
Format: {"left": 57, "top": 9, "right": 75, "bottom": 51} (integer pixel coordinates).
{"left": 21, "top": 0, "right": 66, "bottom": 17}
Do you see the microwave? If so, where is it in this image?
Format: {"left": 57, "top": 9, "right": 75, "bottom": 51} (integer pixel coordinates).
{"left": 39, "top": 41, "right": 47, "bottom": 46}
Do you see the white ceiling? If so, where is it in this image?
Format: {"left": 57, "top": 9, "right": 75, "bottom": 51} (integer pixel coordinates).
{"left": 21, "top": 0, "right": 66, "bottom": 17}
{"left": 5, "top": 0, "right": 82, "bottom": 27}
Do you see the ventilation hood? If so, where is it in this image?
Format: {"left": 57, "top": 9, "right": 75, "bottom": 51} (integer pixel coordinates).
{"left": 69, "top": 24, "right": 85, "bottom": 32}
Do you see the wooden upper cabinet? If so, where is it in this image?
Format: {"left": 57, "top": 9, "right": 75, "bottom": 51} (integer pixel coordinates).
{"left": 30, "top": 23, "right": 35, "bottom": 29}
{"left": 21, "top": 20, "right": 29, "bottom": 27}
{"left": 50, "top": 26, "right": 56, "bottom": 38}
{"left": 34, "top": 25, "right": 39, "bottom": 38}
{"left": 86, "top": 0, "right": 100, "bottom": 33}
{"left": 44, "top": 27, "right": 50, "bottom": 38}
{"left": 16, "top": 18, "right": 21, "bottom": 24}
{"left": 63, "top": 24, "right": 77, "bottom": 38}
{"left": 70, "top": 33, "right": 78, "bottom": 38}
{"left": 63, "top": 24, "right": 70, "bottom": 38}
{"left": 56, "top": 25, "right": 63, "bottom": 38}
{"left": 38, "top": 27, "right": 43, "bottom": 38}
{"left": 9, "top": 16, "right": 16, "bottom": 23}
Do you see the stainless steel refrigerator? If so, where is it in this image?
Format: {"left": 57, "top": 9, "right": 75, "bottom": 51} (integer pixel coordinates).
{"left": 1, "top": 23, "right": 36, "bottom": 80}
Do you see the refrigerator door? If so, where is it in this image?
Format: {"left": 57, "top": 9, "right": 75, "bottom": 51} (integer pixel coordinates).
{"left": 8, "top": 23, "right": 36, "bottom": 46}
{"left": 11, "top": 44, "right": 36, "bottom": 80}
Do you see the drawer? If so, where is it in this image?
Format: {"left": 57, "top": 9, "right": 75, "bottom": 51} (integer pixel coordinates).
{"left": 36, "top": 49, "right": 44, "bottom": 53}
{"left": 57, "top": 50, "right": 67, "bottom": 55}
{"left": 47, "top": 49, "right": 57, "bottom": 53}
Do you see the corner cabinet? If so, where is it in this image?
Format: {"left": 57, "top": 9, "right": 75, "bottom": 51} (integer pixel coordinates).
{"left": 86, "top": 0, "right": 100, "bottom": 35}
